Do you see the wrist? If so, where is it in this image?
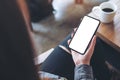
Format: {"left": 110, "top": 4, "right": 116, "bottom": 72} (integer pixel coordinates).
{"left": 75, "top": 61, "right": 90, "bottom": 66}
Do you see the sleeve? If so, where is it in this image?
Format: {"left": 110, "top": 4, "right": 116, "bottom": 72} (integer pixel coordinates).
{"left": 74, "top": 64, "right": 94, "bottom": 80}
{"left": 39, "top": 71, "right": 68, "bottom": 80}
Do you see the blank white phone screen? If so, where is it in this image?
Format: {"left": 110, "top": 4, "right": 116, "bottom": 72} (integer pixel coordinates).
{"left": 69, "top": 16, "right": 100, "bottom": 54}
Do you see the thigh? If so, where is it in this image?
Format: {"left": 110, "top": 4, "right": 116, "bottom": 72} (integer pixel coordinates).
{"left": 40, "top": 46, "right": 75, "bottom": 80}
{"left": 41, "top": 34, "right": 113, "bottom": 80}
{"left": 40, "top": 34, "right": 75, "bottom": 80}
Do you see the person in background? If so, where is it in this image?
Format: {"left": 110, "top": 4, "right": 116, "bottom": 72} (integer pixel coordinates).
{"left": 0, "top": 0, "right": 112, "bottom": 80}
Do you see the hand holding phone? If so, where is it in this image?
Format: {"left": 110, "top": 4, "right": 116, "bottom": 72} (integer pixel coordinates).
{"left": 69, "top": 16, "right": 100, "bottom": 55}
{"left": 71, "top": 36, "right": 96, "bottom": 66}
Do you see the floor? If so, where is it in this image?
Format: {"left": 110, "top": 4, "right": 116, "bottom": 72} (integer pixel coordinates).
{"left": 31, "top": 0, "right": 108, "bottom": 55}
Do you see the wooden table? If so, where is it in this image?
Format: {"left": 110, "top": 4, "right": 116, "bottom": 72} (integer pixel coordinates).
{"left": 88, "top": 0, "right": 120, "bottom": 52}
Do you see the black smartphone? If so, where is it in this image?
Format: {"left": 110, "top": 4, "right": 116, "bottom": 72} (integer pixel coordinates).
{"left": 69, "top": 16, "right": 100, "bottom": 55}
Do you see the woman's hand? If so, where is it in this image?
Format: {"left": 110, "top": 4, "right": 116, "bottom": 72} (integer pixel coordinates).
{"left": 70, "top": 36, "right": 96, "bottom": 66}
{"left": 59, "top": 28, "right": 96, "bottom": 66}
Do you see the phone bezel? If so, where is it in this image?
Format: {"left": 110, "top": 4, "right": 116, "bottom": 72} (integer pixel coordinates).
{"left": 69, "top": 16, "right": 100, "bottom": 55}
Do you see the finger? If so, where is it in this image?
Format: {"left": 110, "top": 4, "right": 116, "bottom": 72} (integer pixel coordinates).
{"left": 68, "top": 40, "right": 77, "bottom": 55}
{"left": 85, "top": 36, "right": 96, "bottom": 55}
{"left": 89, "top": 36, "right": 96, "bottom": 51}
{"left": 67, "top": 39, "right": 71, "bottom": 45}
{"left": 90, "top": 35, "right": 96, "bottom": 48}
{"left": 71, "top": 50, "right": 77, "bottom": 55}
{"left": 71, "top": 32, "right": 74, "bottom": 38}
{"left": 74, "top": 28, "right": 77, "bottom": 32}
{"left": 71, "top": 28, "right": 77, "bottom": 37}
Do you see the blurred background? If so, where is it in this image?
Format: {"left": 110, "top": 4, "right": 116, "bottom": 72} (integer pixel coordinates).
{"left": 29, "top": 0, "right": 108, "bottom": 55}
